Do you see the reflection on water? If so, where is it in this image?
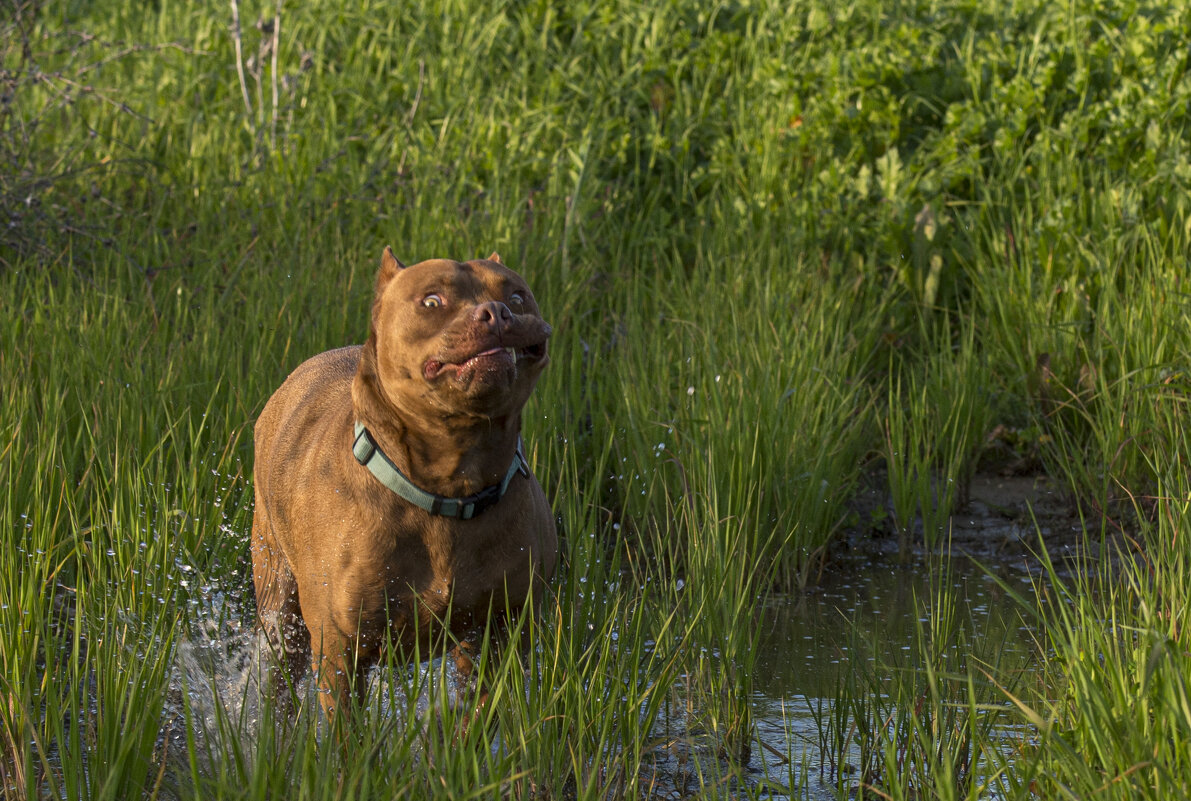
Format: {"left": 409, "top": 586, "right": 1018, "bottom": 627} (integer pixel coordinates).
{"left": 744, "top": 554, "right": 1043, "bottom": 799}
{"left": 755, "top": 555, "right": 1040, "bottom": 699}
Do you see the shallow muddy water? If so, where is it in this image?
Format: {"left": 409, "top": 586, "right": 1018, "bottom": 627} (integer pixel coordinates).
{"left": 642, "top": 473, "right": 1077, "bottom": 797}
{"left": 754, "top": 556, "right": 1040, "bottom": 699}
{"left": 740, "top": 555, "right": 1041, "bottom": 798}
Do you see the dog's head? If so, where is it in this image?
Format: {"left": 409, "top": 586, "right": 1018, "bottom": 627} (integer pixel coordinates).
{"left": 360, "top": 247, "right": 552, "bottom": 421}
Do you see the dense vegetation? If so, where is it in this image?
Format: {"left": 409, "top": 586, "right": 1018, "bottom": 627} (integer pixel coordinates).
{"left": 3, "top": 0, "right": 1189, "bottom": 797}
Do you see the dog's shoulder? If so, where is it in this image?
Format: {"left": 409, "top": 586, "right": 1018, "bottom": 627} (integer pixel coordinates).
{"left": 256, "top": 345, "right": 361, "bottom": 454}
{"left": 286, "top": 345, "right": 361, "bottom": 387}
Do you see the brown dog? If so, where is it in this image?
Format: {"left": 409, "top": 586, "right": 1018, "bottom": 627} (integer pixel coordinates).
{"left": 251, "top": 248, "right": 556, "bottom": 719}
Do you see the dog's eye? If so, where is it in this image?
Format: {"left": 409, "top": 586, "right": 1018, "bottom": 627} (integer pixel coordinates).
{"left": 509, "top": 292, "right": 524, "bottom": 309}
{"left": 422, "top": 294, "right": 443, "bottom": 308}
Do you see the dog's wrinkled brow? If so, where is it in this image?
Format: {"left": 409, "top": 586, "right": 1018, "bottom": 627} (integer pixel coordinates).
{"left": 406, "top": 266, "right": 476, "bottom": 299}
{"left": 473, "top": 270, "right": 528, "bottom": 301}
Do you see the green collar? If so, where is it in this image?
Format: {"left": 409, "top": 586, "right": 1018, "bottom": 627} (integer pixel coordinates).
{"left": 352, "top": 422, "right": 528, "bottom": 520}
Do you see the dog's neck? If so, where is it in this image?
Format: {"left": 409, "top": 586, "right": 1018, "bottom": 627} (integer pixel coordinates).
{"left": 351, "top": 350, "right": 523, "bottom": 498}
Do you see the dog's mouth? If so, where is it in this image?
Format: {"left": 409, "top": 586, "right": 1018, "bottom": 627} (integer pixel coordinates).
{"left": 423, "top": 340, "right": 547, "bottom": 381}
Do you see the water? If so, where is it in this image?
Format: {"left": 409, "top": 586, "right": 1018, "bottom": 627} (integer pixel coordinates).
{"left": 619, "top": 552, "right": 1044, "bottom": 799}
{"left": 630, "top": 473, "right": 1077, "bottom": 797}
{"left": 743, "top": 555, "right": 1041, "bottom": 798}
{"left": 754, "top": 556, "right": 1040, "bottom": 699}
{"left": 727, "top": 472, "right": 1083, "bottom": 796}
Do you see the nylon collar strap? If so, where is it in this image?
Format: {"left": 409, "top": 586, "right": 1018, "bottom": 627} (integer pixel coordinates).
{"left": 352, "top": 422, "right": 528, "bottom": 520}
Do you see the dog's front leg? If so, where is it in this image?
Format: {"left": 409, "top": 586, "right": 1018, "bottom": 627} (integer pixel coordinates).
{"left": 446, "top": 637, "right": 489, "bottom": 738}
{"left": 312, "top": 634, "right": 374, "bottom": 725}
{"left": 449, "top": 605, "right": 522, "bottom": 733}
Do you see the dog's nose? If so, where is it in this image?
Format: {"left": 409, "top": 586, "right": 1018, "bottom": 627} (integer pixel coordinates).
{"left": 473, "top": 301, "right": 512, "bottom": 330}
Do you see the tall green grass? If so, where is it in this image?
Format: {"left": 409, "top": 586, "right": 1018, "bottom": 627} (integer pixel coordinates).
{"left": 997, "top": 389, "right": 1191, "bottom": 799}
{"left": 3, "top": 0, "right": 1191, "bottom": 797}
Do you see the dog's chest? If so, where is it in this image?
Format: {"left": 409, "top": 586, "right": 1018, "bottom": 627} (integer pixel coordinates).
{"left": 369, "top": 512, "right": 525, "bottom": 624}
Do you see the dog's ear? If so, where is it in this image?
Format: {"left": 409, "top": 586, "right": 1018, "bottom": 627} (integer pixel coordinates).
{"left": 375, "top": 246, "right": 406, "bottom": 296}
{"left": 381, "top": 246, "right": 407, "bottom": 273}
{"left": 487, "top": 252, "right": 503, "bottom": 264}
